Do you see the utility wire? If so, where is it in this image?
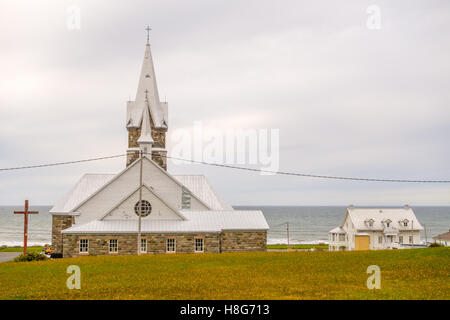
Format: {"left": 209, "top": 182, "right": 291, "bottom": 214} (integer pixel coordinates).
{"left": 160, "top": 154, "right": 450, "bottom": 183}
{"left": 1, "top": 152, "right": 450, "bottom": 183}
{"left": 0, "top": 154, "right": 126, "bottom": 171}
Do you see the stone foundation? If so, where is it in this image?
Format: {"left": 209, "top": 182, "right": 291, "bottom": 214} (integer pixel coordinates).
{"left": 61, "top": 231, "right": 266, "bottom": 257}
{"left": 51, "top": 215, "right": 74, "bottom": 254}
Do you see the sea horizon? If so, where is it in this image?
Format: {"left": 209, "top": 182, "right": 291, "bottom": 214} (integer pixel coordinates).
{"left": 1, "top": 205, "right": 449, "bottom": 247}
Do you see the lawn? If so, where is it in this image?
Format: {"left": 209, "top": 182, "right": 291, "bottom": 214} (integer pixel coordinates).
{"left": 267, "top": 244, "right": 328, "bottom": 250}
{"left": 0, "top": 248, "right": 448, "bottom": 300}
{"left": 0, "top": 246, "right": 43, "bottom": 253}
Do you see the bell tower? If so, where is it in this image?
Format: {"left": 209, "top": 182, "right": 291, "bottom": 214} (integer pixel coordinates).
{"left": 126, "top": 27, "right": 168, "bottom": 169}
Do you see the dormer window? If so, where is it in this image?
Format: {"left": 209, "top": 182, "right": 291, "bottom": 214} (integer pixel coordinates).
{"left": 365, "top": 219, "right": 374, "bottom": 227}
{"left": 403, "top": 219, "right": 408, "bottom": 227}
{"left": 383, "top": 219, "right": 392, "bottom": 228}
{"left": 386, "top": 222, "right": 390, "bottom": 227}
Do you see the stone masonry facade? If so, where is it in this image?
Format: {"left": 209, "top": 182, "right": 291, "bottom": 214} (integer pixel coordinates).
{"left": 60, "top": 231, "right": 266, "bottom": 257}
{"left": 52, "top": 215, "right": 74, "bottom": 254}
{"left": 126, "top": 126, "right": 167, "bottom": 169}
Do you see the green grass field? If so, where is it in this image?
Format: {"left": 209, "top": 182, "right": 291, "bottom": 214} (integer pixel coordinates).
{"left": 0, "top": 248, "right": 448, "bottom": 300}
{"left": 0, "top": 246, "right": 43, "bottom": 253}
{"left": 267, "top": 244, "right": 328, "bottom": 250}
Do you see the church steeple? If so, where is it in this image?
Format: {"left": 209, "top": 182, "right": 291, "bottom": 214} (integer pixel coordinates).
{"left": 137, "top": 91, "right": 154, "bottom": 154}
{"left": 126, "top": 28, "right": 168, "bottom": 169}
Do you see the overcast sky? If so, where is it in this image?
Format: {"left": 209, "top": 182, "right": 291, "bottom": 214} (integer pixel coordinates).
{"left": 0, "top": 0, "right": 449, "bottom": 206}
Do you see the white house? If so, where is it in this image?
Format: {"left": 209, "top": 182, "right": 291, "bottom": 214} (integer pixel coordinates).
{"left": 329, "top": 205, "right": 423, "bottom": 251}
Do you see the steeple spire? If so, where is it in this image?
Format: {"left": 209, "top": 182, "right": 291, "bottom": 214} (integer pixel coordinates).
{"left": 145, "top": 26, "right": 151, "bottom": 45}
{"left": 137, "top": 90, "right": 154, "bottom": 153}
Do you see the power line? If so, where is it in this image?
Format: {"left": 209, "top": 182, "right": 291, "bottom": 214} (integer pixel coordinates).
{"left": 160, "top": 154, "right": 450, "bottom": 183}
{"left": 0, "top": 154, "right": 126, "bottom": 171}
{"left": 1, "top": 152, "right": 450, "bottom": 183}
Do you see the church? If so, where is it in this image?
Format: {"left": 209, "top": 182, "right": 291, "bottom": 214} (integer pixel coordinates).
{"left": 49, "top": 33, "right": 269, "bottom": 257}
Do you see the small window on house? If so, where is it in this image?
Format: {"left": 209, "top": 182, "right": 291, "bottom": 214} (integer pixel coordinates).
{"left": 140, "top": 238, "right": 147, "bottom": 253}
{"left": 79, "top": 239, "right": 89, "bottom": 253}
{"left": 409, "top": 236, "right": 413, "bottom": 244}
{"left": 134, "top": 200, "right": 152, "bottom": 217}
{"left": 195, "top": 238, "right": 204, "bottom": 252}
{"left": 403, "top": 221, "right": 408, "bottom": 227}
{"left": 339, "top": 234, "right": 345, "bottom": 242}
{"left": 378, "top": 236, "right": 383, "bottom": 244}
{"left": 166, "top": 238, "right": 176, "bottom": 253}
{"left": 399, "top": 236, "right": 403, "bottom": 244}
{"left": 109, "top": 239, "right": 118, "bottom": 253}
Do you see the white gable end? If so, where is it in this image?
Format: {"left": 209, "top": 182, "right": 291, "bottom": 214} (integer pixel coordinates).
{"left": 103, "top": 185, "right": 183, "bottom": 221}
{"left": 73, "top": 157, "right": 209, "bottom": 224}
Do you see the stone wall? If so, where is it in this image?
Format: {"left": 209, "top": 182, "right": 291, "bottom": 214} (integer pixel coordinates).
{"left": 126, "top": 126, "right": 167, "bottom": 169}
{"left": 62, "top": 233, "right": 221, "bottom": 257}
{"left": 51, "top": 215, "right": 74, "bottom": 254}
{"left": 61, "top": 231, "right": 266, "bottom": 257}
{"left": 220, "top": 231, "right": 267, "bottom": 252}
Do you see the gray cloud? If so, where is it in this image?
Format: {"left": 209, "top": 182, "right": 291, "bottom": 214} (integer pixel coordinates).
{"left": 0, "top": 0, "right": 449, "bottom": 205}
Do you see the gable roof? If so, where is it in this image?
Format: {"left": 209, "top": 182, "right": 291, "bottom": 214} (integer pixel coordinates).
{"left": 173, "top": 175, "right": 232, "bottom": 210}
{"left": 49, "top": 158, "right": 231, "bottom": 215}
{"left": 343, "top": 207, "right": 423, "bottom": 231}
{"left": 50, "top": 174, "right": 114, "bottom": 214}
{"left": 62, "top": 210, "right": 269, "bottom": 234}
{"left": 433, "top": 230, "right": 450, "bottom": 241}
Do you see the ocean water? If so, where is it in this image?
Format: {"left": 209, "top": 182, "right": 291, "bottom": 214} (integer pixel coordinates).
{"left": 0, "top": 206, "right": 449, "bottom": 246}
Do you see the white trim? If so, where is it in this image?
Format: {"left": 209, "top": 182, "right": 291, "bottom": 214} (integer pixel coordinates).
{"left": 98, "top": 183, "right": 187, "bottom": 221}
{"left": 70, "top": 156, "right": 212, "bottom": 213}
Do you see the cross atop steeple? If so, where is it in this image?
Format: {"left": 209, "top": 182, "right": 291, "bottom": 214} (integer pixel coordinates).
{"left": 145, "top": 26, "right": 151, "bottom": 44}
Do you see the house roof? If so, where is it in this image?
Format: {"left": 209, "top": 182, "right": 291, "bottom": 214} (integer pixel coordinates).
{"left": 433, "top": 230, "right": 450, "bottom": 241}
{"left": 50, "top": 174, "right": 114, "bottom": 214}
{"left": 50, "top": 167, "right": 232, "bottom": 215}
{"left": 344, "top": 207, "right": 423, "bottom": 231}
{"left": 173, "top": 175, "right": 233, "bottom": 210}
{"left": 62, "top": 210, "right": 268, "bottom": 234}
{"left": 329, "top": 226, "right": 345, "bottom": 234}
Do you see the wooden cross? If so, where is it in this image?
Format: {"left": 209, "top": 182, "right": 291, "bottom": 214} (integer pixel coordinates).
{"left": 14, "top": 200, "right": 39, "bottom": 254}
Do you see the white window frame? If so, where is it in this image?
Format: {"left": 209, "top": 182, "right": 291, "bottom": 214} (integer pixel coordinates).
{"left": 339, "top": 234, "right": 345, "bottom": 242}
{"left": 166, "top": 238, "right": 176, "bottom": 253}
{"left": 109, "top": 239, "right": 118, "bottom": 253}
{"left": 409, "top": 235, "right": 413, "bottom": 244}
{"left": 194, "top": 237, "right": 204, "bottom": 252}
{"left": 378, "top": 236, "right": 383, "bottom": 244}
{"left": 140, "top": 238, "right": 147, "bottom": 253}
{"left": 79, "top": 239, "right": 89, "bottom": 253}
{"left": 399, "top": 236, "right": 403, "bottom": 244}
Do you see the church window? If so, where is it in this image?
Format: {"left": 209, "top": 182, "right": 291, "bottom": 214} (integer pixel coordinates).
{"left": 166, "top": 238, "right": 176, "bottom": 253}
{"left": 195, "top": 238, "right": 204, "bottom": 252}
{"left": 181, "top": 187, "right": 191, "bottom": 209}
{"left": 109, "top": 239, "right": 118, "bottom": 253}
{"left": 140, "top": 239, "right": 147, "bottom": 253}
{"left": 79, "top": 239, "right": 89, "bottom": 253}
{"left": 134, "top": 200, "right": 152, "bottom": 217}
